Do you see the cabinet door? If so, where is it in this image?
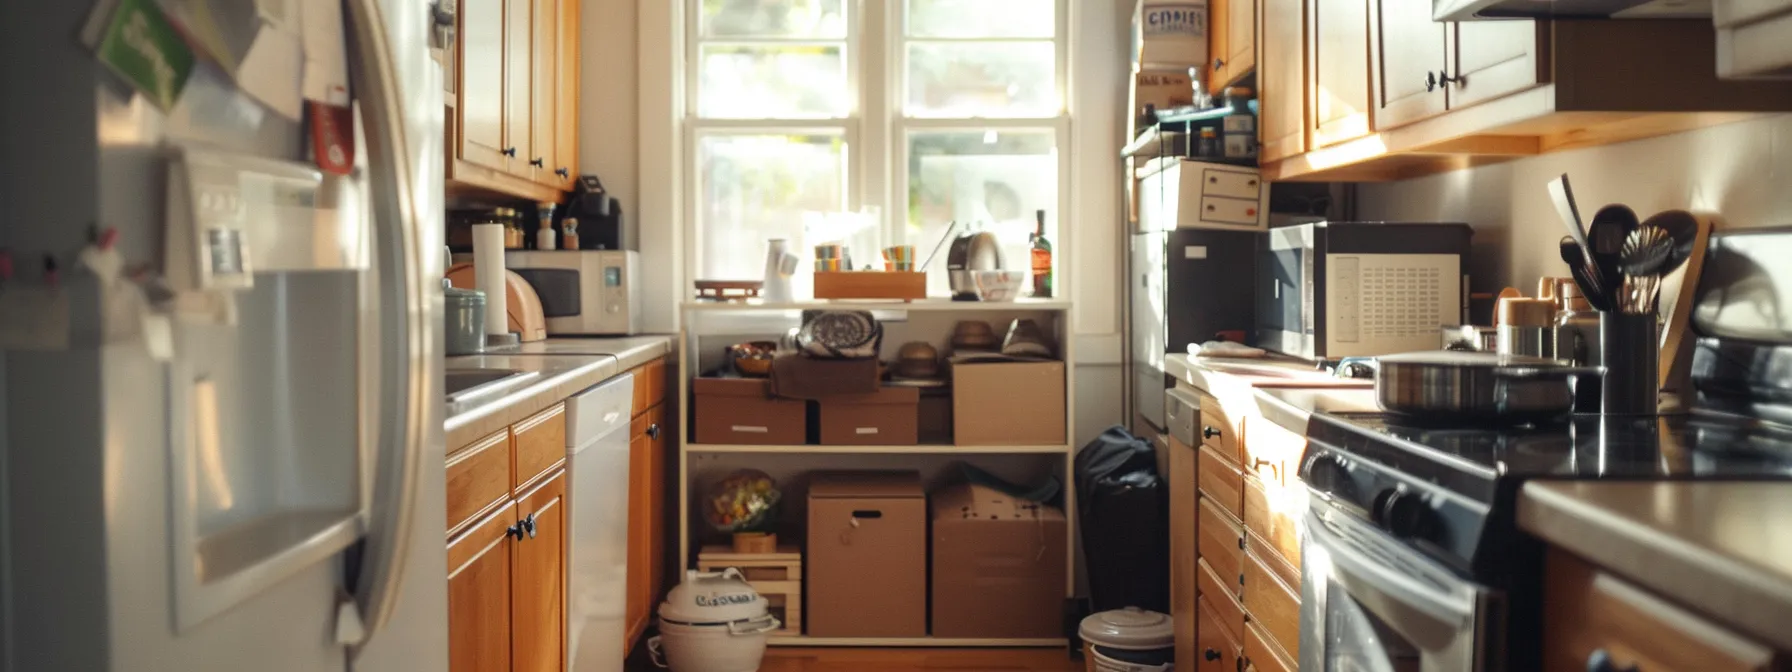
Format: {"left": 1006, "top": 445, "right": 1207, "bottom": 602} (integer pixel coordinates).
{"left": 513, "top": 471, "right": 566, "bottom": 672}
{"left": 1208, "top": 0, "right": 1232, "bottom": 95}
{"left": 552, "top": 0, "right": 580, "bottom": 190}
{"left": 623, "top": 416, "right": 652, "bottom": 648}
{"left": 1370, "top": 0, "right": 1448, "bottom": 130}
{"left": 1226, "top": 0, "right": 1258, "bottom": 85}
{"left": 1308, "top": 0, "right": 1372, "bottom": 147}
{"left": 457, "top": 0, "right": 507, "bottom": 170}
{"left": 1448, "top": 20, "right": 1544, "bottom": 111}
{"left": 449, "top": 502, "right": 517, "bottom": 672}
{"left": 1258, "top": 0, "right": 1306, "bottom": 162}
{"left": 504, "top": 0, "right": 534, "bottom": 177}
{"left": 1169, "top": 436, "right": 1200, "bottom": 668}
{"left": 528, "top": 0, "right": 557, "bottom": 186}
{"left": 1195, "top": 597, "right": 1243, "bottom": 672}
{"left": 647, "top": 405, "right": 668, "bottom": 610}
{"left": 1543, "top": 547, "right": 1779, "bottom": 672}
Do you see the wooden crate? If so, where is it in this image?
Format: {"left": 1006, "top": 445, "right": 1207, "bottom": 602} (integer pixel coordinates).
{"left": 696, "top": 545, "right": 804, "bottom": 637}
{"left": 813, "top": 272, "right": 926, "bottom": 300}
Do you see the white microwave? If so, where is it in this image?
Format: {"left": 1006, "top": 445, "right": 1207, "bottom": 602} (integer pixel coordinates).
{"left": 505, "top": 250, "right": 640, "bottom": 335}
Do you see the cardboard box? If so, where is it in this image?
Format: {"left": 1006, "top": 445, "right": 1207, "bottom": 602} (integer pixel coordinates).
{"left": 931, "top": 483, "right": 1068, "bottom": 639}
{"left": 693, "top": 378, "right": 806, "bottom": 445}
{"left": 816, "top": 387, "right": 921, "bottom": 445}
{"left": 1134, "top": 69, "right": 1195, "bottom": 115}
{"left": 951, "top": 360, "right": 1067, "bottom": 446}
{"left": 806, "top": 471, "right": 926, "bottom": 637}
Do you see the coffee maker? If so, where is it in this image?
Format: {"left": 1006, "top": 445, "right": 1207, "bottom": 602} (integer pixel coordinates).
{"left": 563, "top": 175, "right": 623, "bottom": 250}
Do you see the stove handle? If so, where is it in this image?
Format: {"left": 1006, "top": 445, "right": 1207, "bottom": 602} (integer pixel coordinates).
{"left": 1304, "top": 511, "right": 1481, "bottom": 637}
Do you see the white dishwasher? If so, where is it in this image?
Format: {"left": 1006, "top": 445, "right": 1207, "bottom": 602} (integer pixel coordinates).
{"left": 566, "top": 372, "right": 635, "bottom": 672}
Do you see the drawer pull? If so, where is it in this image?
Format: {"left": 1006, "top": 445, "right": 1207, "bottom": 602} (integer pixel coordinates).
{"left": 647, "top": 423, "right": 662, "bottom": 440}
{"left": 1204, "top": 426, "right": 1222, "bottom": 440}
{"left": 1205, "top": 649, "right": 1221, "bottom": 661}
{"left": 1238, "top": 536, "right": 1246, "bottom": 550}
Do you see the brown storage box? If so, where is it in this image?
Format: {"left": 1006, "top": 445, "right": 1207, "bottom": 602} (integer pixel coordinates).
{"left": 813, "top": 271, "right": 927, "bottom": 300}
{"left": 817, "top": 387, "right": 921, "bottom": 445}
{"left": 951, "top": 360, "right": 1067, "bottom": 446}
{"left": 931, "top": 482, "right": 1068, "bottom": 638}
{"left": 693, "top": 378, "right": 806, "bottom": 445}
{"left": 918, "top": 389, "right": 954, "bottom": 444}
{"left": 806, "top": 471, "right": 927, "bottom": 637}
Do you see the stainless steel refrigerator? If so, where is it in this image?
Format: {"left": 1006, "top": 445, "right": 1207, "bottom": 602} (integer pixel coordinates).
{"left": 1129, "top": 228, "right": 1258, "bottom": 433}
{"left": 0, "top": 0, "right": 446, "bottom": 669}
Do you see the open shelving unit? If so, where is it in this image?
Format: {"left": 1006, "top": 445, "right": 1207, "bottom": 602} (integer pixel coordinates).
{"left": 676, "top": 298, "right": 1077, "bottom": 648}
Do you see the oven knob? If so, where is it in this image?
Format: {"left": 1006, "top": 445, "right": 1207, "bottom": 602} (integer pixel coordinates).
{"left": 1378, "top": 489, "right": 1439, "bottom": 540}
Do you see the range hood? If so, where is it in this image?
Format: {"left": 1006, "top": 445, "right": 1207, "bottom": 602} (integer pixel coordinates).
{"left": 1435, "top": 0, "right": 1708, "bottom": 21}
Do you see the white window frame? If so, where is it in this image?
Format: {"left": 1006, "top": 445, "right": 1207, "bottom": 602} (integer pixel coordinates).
{"left": 679, "top": 0, "right": 1074, "bottom": 300}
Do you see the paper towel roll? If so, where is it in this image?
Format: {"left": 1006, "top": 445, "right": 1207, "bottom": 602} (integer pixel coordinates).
{"left": 471, "top": 224, "right": 509, "bottom": 337}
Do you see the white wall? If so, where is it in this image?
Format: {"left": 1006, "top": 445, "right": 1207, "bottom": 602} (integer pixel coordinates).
{"left": 1357, "top": 114, "right": 1792, "bottom": 291}
{"left": 584, "top": 0, "right": 1133, "bottom": 443}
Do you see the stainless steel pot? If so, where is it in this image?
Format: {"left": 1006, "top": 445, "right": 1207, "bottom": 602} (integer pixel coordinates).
{"left": 1374, "top": 351, "right": 1600, "bottom": 422}
{"left": 946, "top": 231, "right": 1004, "bottom": 299}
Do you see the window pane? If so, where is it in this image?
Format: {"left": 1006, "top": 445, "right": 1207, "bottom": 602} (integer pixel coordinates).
{"left": 906, "top": 0, "right": 1054, "bottom": 38}
{"left": 906, "top": 42, "right": 1055, "bottom": 117}
{"left": 907, "top": 130, "right": 1057, "bottom": 297}
{"left": 701, "top": 0, "right": 846, "bottom": 38}
{"left": 698, "top": 134, "right": 848, "bottom": 284}
{"left": 699, "top": 45, "right": 849, "bottom": 118}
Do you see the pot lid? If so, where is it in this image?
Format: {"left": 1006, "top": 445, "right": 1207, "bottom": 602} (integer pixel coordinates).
{"left": 658, "top": 568, "right": 768, "bottom": 624}
{"left": 1078, "top": 607, "right": 1174, "bottom": 650}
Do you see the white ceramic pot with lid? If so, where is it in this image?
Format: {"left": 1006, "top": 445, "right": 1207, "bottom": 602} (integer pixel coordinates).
{"left": 648, "top": 568, "right": 781, "bottom": 672}
{"left": 1078, "top": 607, "right": 1176, "bottom": 672}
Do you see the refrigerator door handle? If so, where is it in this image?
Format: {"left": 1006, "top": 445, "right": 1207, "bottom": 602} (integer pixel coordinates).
{"left": 344, "top": 0, "right": 433, "bottom": 651}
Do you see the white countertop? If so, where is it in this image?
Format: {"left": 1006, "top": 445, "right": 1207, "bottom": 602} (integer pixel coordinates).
{"left": 1163, "top": 352, "right": 1377, "bottom": 435}
{"left": 1520, "top": 481, "right": 1792, "bottom": 652}
{"left": 443, "top": 335, "right": 673, "bottom": 447}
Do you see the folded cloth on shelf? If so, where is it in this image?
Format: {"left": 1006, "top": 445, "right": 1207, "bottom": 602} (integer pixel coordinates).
{"left": 768, "top": 355, "right": 880, "bottom": 400}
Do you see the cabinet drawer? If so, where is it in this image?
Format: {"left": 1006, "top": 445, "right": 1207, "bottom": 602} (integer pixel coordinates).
{"left": 1198, "top": 557, "right": 1246, "bottom": 644}
{"left": 1201, "top": 168, "right": 1264, "bottom": 200}
{"left": 1244, "top": 548, "right": 1301, "bottom": 660}
{"left": 631, "top": 358, "right": 666, "bottom": 417}
{"left": 1243, "top": 474, "right": 1304, "bottom": 576}
{"left": 1243, "top": 620, "right": 1297, "bottom": 672}
{"left": 1198, "top": 497, "right": 1246, "bottom": 601}
{"left": 1195, "top": 596, "right": 1244, "bottom": 672}
{"left": 1242, "top": 416, "right": 1304, "bottom": 485}
{"left": 1198, "top": 403, "right": 1241, "bottom": 464}
{"left": 447, "top": 430, "right": 512, "bottom": 535}
{"left": 1198, "top": 196, "right": 1262, "bottom": 228}
{"left": 512, "top": 402, "right": 566, "bottom": 493}
{"left": 1198, "top": 445, "right": 1245, "bottom": 520}
{"left": 1543, "top": 547, "right": 1779, "bottom": 672}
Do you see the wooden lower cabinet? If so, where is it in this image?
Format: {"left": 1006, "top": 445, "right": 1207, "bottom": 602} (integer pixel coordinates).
{"left": 1170, "top": 436, "right": 1201, "bottom": 667}
{"left": 1196, "top": 597, "right": 1244, "bottom": 672}
{"left": 449, "top": 501, "right": 518, "bottom": 672}
{"left": 1243, "top": 620, "right": 1297, "bottom": 672}
{"left": 625, "top": 357, "right": 671, "bottom": 652}
{"left": 1543, "top": 547, "right": 1781, "bottom": 672}
{"left": 513, "top": 471, "right": 567, "bottom": 672}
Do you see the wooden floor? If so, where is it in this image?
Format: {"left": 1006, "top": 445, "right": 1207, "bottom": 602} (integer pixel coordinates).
{"left": 629, "top": 647, "right": 1083, "bottom": 671}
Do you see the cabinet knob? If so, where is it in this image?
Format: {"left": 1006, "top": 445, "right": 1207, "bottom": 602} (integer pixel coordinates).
{"left": 556, "top": 167, "right": 570, "bottom": 177}
{"left": 506, "top": 523, "right": 524, "bottom": 540}
{"left": 648, "top": 423, "right": 662, "bottom": 440}
{"left": 1237, "top": 657, "right": 1246, "bottom": 672}
{"left": 1204, "top": 649, "right": 1221, "bottom": 662}
{"left": 530, "top": 157, "right": 544, "bottom": 167}
{"left": 1424, "top": 71, "right": 1438, "bottom": 93}
{"left": 522, "top": 514, "right": 538, "bottom": 538}
{"left": 1213, "top": 58, "right": 1226, "bottom": 71}
{"left": 502, "top": 147, "right": 517, "bottom": 157}
{"left": 1203, "top": 426, "right": 1221, "bottom": 440}
{"left": 1586, "top": 649, "right": 1639, "bottom": 672}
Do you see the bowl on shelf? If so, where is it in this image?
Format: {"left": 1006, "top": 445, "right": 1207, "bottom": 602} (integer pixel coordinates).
{"left": 728, "top": 341, "right": 779, "bottom": 377}
{"left": 972, "top": 271, "right": 1026, "bottom": 302}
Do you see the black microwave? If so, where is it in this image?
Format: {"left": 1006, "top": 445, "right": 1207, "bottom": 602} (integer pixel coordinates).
{"left": 1256, "top": 222, "right": 1473, "bottom": 361}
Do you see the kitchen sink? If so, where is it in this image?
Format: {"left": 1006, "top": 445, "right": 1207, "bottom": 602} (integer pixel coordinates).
{"left": 446, "top": 368, "right": 540, "bottom": 404}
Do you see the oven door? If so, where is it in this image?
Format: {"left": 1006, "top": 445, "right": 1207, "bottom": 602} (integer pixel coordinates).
{"left": 1301, "top": 506, "right": 1503, "bottom": 672}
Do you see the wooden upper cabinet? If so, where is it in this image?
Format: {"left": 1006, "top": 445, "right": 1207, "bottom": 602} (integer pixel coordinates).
{"left": 504, "top": 0, "right": 534, "bottom": 178}
{"left": 1308, "top": 0, "right": 1372, "bottom": 147}
{"left": 528, "top": 0, "right": 558, "bottom": 186}
{"left": 457, "top": 0, "right": 507, "bottom": 171}
{"left": 1258, "top": 0, "right": 1307, "bottom": 162}
{"left": 552, "top": 0, "right": 580, "bottom": 190}
{"left": 449, "top": 502, "right": 517, "bottom": 672}
{"left": 1209, "top": 0, "right": 1232, "bottom": 94}
{"left": 512, "top": 471, "right": 567, "bottom": 672}
{"left": 1447, "top": 20, "right": 1545, "bottom": 112}
{"left": 1370, "top": 0, "right": 1448, "bottom": 131}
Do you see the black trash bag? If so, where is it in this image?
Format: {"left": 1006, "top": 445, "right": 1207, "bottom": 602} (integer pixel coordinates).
{"left": 1073, "top": 425, "right": 1169, "bottom": 615}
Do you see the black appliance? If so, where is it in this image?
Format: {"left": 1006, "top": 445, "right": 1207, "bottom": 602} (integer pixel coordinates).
{"left": 1296, "top": 227, "right": 1792, "bottom": 671}
{"left": 1130, "top": 228, "right": 1257, "bottom": 431}
{"left": 1257, "top": 221, "right": 1473, "bottom": 362}
{"left": 563, "top": 175, "right": 623, "bottom": 250}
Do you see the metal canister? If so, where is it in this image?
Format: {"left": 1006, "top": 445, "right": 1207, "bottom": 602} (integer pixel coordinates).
{"left": 445, "top": 279, "right": 487, "bottom": 356}
{"left": 1497, "top": 298, "right": 1557, "bottom": 358}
